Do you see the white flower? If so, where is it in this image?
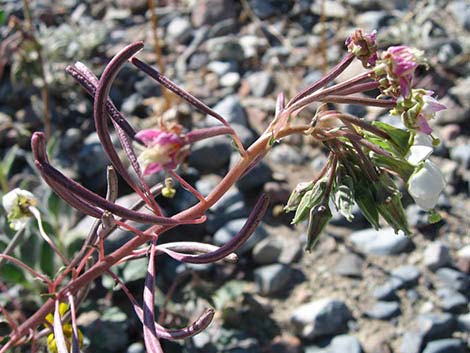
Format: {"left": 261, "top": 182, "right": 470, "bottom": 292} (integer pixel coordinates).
{"left": 406, "top": 132, "right": 434, "bottom": 165}
{"left": 408, "top": 160, "right": 445, "bottom": 210}
{"left": 2, "top": 188, "right": 37, "bottom": 230}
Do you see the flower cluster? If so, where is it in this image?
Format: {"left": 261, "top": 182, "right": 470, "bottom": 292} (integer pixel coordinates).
{"left": 345, "top": 28, "right": 378, "bottom": 68}
{"left": 2, "top": 188, "right": 37, "bottom": 230}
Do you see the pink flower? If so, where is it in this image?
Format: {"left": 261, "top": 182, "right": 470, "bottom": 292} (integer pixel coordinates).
{"left": 386, "top": 46, "right": 424, "bottom": 97}
{"left": 136, "top": 129, "right": 184, "bottom": 175}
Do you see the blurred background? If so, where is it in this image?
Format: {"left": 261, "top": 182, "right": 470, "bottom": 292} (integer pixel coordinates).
{"left": 0, "top": 0, "right": 469, "bottom": 352}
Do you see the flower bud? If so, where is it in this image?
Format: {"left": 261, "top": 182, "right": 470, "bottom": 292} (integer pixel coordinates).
{"left": 285, "top": 181, "right": 314, "bottom": 212}
{"left": 305, "top": 204, "right": 332, "bottom": 252}
{"left": 345, "top": 28, "right": 378, "bottom": 67}
{"left": 407, "top": 160, "right": 445, "bottom": 210}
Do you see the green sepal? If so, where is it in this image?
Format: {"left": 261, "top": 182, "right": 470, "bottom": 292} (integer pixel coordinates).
{"left": 428, "top": 209, "right": 442, "bottom": 224}
{"left": 291, "top": 179, "right": 327, "bottom": 225}
{"left": 370, "top": 152, "right": 415, "bottom": 181}
{"left": 353, "top": 182, "right": 380, "bottom": 230}
{"left": 370, "top": 121, "right": 412, "bottom": 157}
{"left": 285, "top": 181, "right": 315, "bottom": 212}
{"left": 333, "top": 175, "right": 355, "bottom": 222}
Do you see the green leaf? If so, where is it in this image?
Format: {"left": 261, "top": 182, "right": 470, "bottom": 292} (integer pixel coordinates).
{"left": 333, "top": 175, "right": 355, "bottom": 222}
{"left": 40, "top": 241, "right": 55, "bottom": 277}
{"left": 370, "top": 152, "right": 415, "bottom": 181}
{"left": 0, "top": 263, "right": 26, "bottom": 284}
{"left": 428, "top": 210, "right": 442, "bottom": 224}
{"left": 354, "top": 183, "right": 380, "bottom": 230}
{"left": 371, "top": 121, "right": 412, "bottom": 156}
{"left": 0, "top": 10, "right": 5, "bottom": 26}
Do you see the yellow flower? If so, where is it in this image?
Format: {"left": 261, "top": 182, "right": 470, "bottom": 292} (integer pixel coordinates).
{"left": 45, "top": 303, "right": 84, "bottom": 353}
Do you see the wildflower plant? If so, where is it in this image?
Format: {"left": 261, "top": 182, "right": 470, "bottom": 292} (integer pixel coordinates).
{"left": 0, "top": 29, "right": 446, "bottom": 352}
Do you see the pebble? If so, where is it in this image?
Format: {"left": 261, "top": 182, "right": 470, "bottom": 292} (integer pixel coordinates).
{"left": 406, "top": 204, "right": 432, "bottom": 230}
{"left": 191, "top": 0, "right": 237, "bottom": 27}
{"left": 436, "top": 288, "right": 468, "bottom": 313}
{"left": 188, "top": 135, "right": 232, "bottom": 173}
{"left": 206, "top": 36, "right": 245, "bottom": 62}
{"left": 422, "top": 338, "right": 467, "bottom": 353}
{"left": 365, "top": 301, "right": 401, "bottom": 320}
{"left": 450, "top": 145, "right": 470, "bottom": 170}
{"left": 350, "top": 228, "right": 412, "bottom": 256}
{"left": 423, "top": 242, "right": 452, "bottom": 271}
{"left": 213, "top": 218, "right": 268, "bottom": 254}
{"left": 398, "top": 331, "right": 423, "bottom": 353}
{"left": 389, "top": 265, "right": 421, "bottom": 289}
{"left": 311, "top": 1, "right": 347, "bottom": 18}
{"left": 328, "top": 335, "right": 363, "bottom": 353}
{"left": 447, "top": 1, "right": 470, "bottom": 30}
{"left": 126, "top": 343, "right": 145, "bottom": 353}
{"left": 248, "top": 0, "right": 295, "bottom": 20}
{"left": 252, "top": 237, "right": 283, "bottom": 265}
{"left": 230, "top": 153, "right": 272, "bottom": 191}
{"left": 269, "top": 144, "right": 305, "bottom": 165}
{"left": 334, "top": 253, "right": 364, "bottom": 278}
{"left": 207, "top": 95, "right": 248, "bottom": 126}
{"left": 435, "top": 267, "right": 469, "bottom": 293}
{"left": 246, "top": 71, "right": 275, "bottom": 97}
{"left": 456, "top": 245, "right": 470, "bottom": 274}
{"left": 291, "top": 298, "right": 352, "bottom": 339}
{"left": 220, "top": 72, "right": 241, "bottom": 88}
{"left": 416, "top": 313, "right": 456, "bottom": 341}
{"left": 355, "top": 10, "right": 394, "bottom": 31}
{"left": 166, "top": 17, "right": 192, "bottom": 44}
{"left": 254, "top": 263, "right": 294, "bottom": 296}
{"left": 207, "top": 60, "right": 238, "bottom": 76}
{"left": 457, "top": 313, "right": 470, "bottom": 332}
{"left": 373, "top": 282, "right": 399, "bottom": 301}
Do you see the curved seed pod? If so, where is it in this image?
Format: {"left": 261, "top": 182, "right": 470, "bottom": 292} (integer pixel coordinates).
{"left": 158, "top": 194, "right": 270, "bottom": 264}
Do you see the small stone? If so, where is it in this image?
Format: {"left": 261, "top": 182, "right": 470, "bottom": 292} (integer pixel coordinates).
{"left": 416, "top": 313, "right": 456, "bottom": 341}
{"left": 311, "top": 1, "right": 347, "bottom": 18}
{"left": 166, "top": 17, "right": 192, "bottom": 44}
{"left": 254, "top": 263, "right": 294, "bottom": 296}
{"left": 389, "top": 265, "right": 421, "bottom": 289}
{"left": 206, "top": 36, "right": 245, "bottom": 62}
{"left": 207, "top": 95, "right": 248, "bottom": 126}
{"left": 220, "top": 72, "right": 241, "bottom": 88}
{"left": 207, "top": 61, "right": 237, "bottom": 76}
{"left": 246, "top": 71, "right": 275, "bottom": 97}
{"left": 291, "top": 298, "right": 352, "bottom": 339}
{"left": 422, "top": 338, "right": 466, "bottom": 353}
{"left": 350, "top": 228, "right": 412, "bottom": 256}
{"left": 398, "top": 331, "right": 423, "bottom": 353}
{"left": 407, "top": 204, "right": 432, "bottom": 230}
{"left": 191, "top": 0, "right": 237, "bottom": 27}
{"left": 457, "top": 313, "right": 470, "bottom": 332}
{"left": 450, "top": 145, "right": 470, "bottom": 170}
{"left": 356, "top": 10, "right": 394, "bottom": 31}
{"left": 214, "top": 218, "right": 268, "bottom": 254}
{"left": 61, "top": 128, "right": 82, "bottom": 149}
{"left": 365, "top": 301, "right": 401, "bottom": 320}
{"left": 372, "top": 283, "right": 398, "bottom": 301}
{"left": 231, "top": 153, "right": 272, "bottom": 191}
{"left": 436, "top": 288, "right": 468, "bottom": 313}
{"left": 423, "top": 242, "right": 452, "bottom": 271}
{"left": 188, "top": 135, "right": 232, "bottom": 173}
{"left": 126, "top": 342, "right": 145, "bottom": 353}
{"left": 329, "top": 335, "right": 363, "bottom": 353}
{"left": 456, "top": 245, "right": 470, "bottom": 274}
{"left": 252, "top": 237, "right": 283, "bottom": 265}
{"left": 334, "top": 253, "right": 364, "bottom": 278}
{"left": 447, "top": 1, "right": 470, "bottom": 30}
{"left": 269, "top": 144, "right": 305, "bottom": 165}
{"left": 435, "top": 267, "right": 469, "bottom": 293}
{"left": 248, "top": 0, "right": 294, "bottom": 19}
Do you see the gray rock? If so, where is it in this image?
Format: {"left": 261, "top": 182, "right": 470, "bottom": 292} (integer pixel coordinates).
{"left": 77, "top": 139, "right": 108, "bottom": 179}
{"left": 345, "top": 104, "right": 367, "bottom": 118}
{"left": 389, "top": 265, "right": 421, "bottom": 289}
{"left": 191, "top": 0, "right": 237, "bottom": 27}
{"left": 166, "top": 17, "right": 192, "bottom": 44}
{"left": 220, "top": 72, "right": 241, "bottom": 88}
{"left": 423, "top": 242, "right": 452, "bottom": 271}
{"left": 246, "top": 71, "right": 274, "bottom": 97}
{"left": 126, "top": 342, "right": 145, "bottom": 353}
{"left": 231, "top": 123, "right": 257, "bottom": 147}
{"left": 365, "top": 301, "right": 401, "bottom": 320}
{"left": 302, "top": 70, "right": 323, "bottom": 88}
{"left": 329, "top": 334, "right": 363, "bottom": 353}
{"left": 330, "top": 204, "right": 366, "bottom": 228}
{"left": 334, "top": 253, "right": 364, "bottom": 278}
{"left": 206, "top": 36, "right": 245, "bottom": 62}
{"left": 248, "top": 0, "right": 294, "bottom": 19}
{"left": 457, "top": 313, "right": 470, "bottom": 332}
{"left": 416, "top": 313, "right": 456, "bottom": 341}
{"left": 436, "top": 267, "right": 469, "bottom": 293}
{"left": 311, "top": 1, "right": 347, "bottom": 18}
{"left": 422, "top": 338, "right": 466, "bottom": 353}
{"left": 254, "top": 263, "right": 293, "bottom": 296}
{"left": 192, "top": 330, "right": 212, "bottom": 350}
{"left": 350, "top": 228, "right": 412, "bottom": 256}
{"left": 121, "top": 92, "right": 144, "bottom": 115}
{"left": 207, "top": 61, "right": 238, "bottom": 76}
{"left": 437, "top": 288, "right": 468, "bottom": 313}
{"left": 269, "top": 144, "right": 305, "bottom": 165}
{"left": 189, "top": 135, "right": 232, "bottom": 173}
{"left": 450, "top": 145, "right": 470, "bottom": 170}
{"left": 61, "top": 128, "right": 82, "bottom": 149}
{"left": 213, "top": 218, "right": 268, "bottom": 254}
{"left": 252, "top": 237, "right": 283, "bottom": 265}
{"left": 291, "top": 298, "right": 352, "bottom": 339}
{"left": 231, "top": 153, "right": 272, "bottom": 191}
{"left": 207, "top": 95, "right": 248, "bottom": 126}
{"left": 447, "top": 1, "right": 470, "bottom": 31}
{"left": 407, "top": 204, "right": 431, "bottom": 229}
{"left": 372, "top": 282, "right": 398, "bottom": 301}
{"left": 437, "top": 41, "right": 463, "bottom": 68}
{"left": 356, "top": 11, "right": 394, "bottom": 31}
{"left": 399, "top": 331, "right": 423, "bottom": 353}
